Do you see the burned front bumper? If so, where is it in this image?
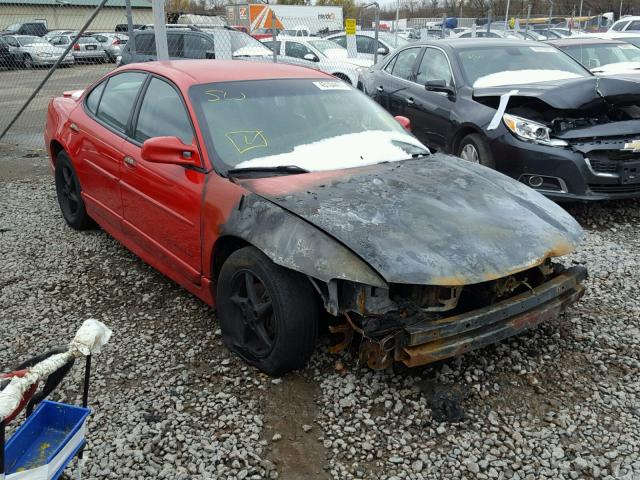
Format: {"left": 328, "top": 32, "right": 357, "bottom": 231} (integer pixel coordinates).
{"left": 393, "top": 266, "right": 587, "bottom": 367}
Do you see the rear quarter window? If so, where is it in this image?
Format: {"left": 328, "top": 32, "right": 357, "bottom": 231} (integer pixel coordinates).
{"left": 95, "top": 72, "right": 147, "bottom": 133}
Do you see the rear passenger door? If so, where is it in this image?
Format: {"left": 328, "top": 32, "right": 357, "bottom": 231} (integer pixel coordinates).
{"left": 118, "top": 75, "right": 204, "bottom": 285}
{"left": 72, "top": 71, "right": 147, "bottom": 231}
{"left": 373, "top": 47, "right": 421, "bottom": 117}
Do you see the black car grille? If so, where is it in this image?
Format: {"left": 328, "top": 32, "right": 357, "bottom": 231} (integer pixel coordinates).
{"left": 589, "top": 184, "right": 640, "bottom": 194}
{"left": 587, "top": 150, "right": 640, "bottom": 174}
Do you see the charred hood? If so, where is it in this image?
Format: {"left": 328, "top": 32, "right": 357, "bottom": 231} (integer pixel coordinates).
{"left": 238, "top": 156, "right": 583, "bottom": 286}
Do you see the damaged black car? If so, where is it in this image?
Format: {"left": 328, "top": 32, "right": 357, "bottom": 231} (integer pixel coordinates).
{"left": 359, "top": 38, "right": 640, "bottom": 200}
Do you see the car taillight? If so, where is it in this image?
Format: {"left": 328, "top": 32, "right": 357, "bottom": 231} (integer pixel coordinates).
{"left": 73, "top": 44, "right": 80, "bottom": 50}
{"left": 112, "top": 39, "right": 120, "bottom": 45}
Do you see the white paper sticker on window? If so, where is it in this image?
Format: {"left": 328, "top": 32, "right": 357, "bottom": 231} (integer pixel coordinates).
{"left": 530, "top": 47, "right": 555, "bottom": 52}
{"left": 313, "top": 81, "right": 351, "bottom": 90}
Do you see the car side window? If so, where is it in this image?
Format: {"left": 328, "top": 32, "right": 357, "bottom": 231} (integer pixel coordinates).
{"left": 627, "top": 20, "right": 640, "bottom": 31}
{"left": 94, "top": 35, "right": 107, "bottom": 43}
{"left": 416, "top": 48, "right": 453, "bottom": 86}
{"left": 356, "top": 35, "right": 377, "bottom": 54}
{"left": 136, "top": 34, "right": 156, "bottom": 55}
{"left": 384, "top": 54, "right": 398, "bottom": 73}
{"left": 612, "top": 21, "right": 629, "bottom": 31}
{"left": 184, "top": 35, "right": 213, "bottom": 59}
{"left": 95, "top": 72, "right": 147, "bottom": 133}
{"left": 168, "top": 34, "right": 184, "bottom": 57}
{"left": 5, "top": 36, "right": 18, "bottom": 47}
{"left": 331, "top": 36, "right": 346, "bottom": 48}
{"left": 285, "top": 41, "right": 312, "bottom": 59}
{"left": 134, "top": 77, "right": 194, "bottom": 146}
{"left": 263, "top": 41, "right": 281, "bottom": 53}
{"left": 85, "top": 80, "right": 106, "bottom": 115}
{"left": 390, "top": 47, "right": 420, "bottom": 81}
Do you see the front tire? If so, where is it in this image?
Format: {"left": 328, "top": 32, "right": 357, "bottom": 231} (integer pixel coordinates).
{"left": 217, "top": 246, "right": 318, "bottom": 376}
{"left": 54, "top": 151, "right": 95, "bottom": 230}
{"left": 23, "top": 54, "right": 33, "bottom": 69}
{"left": 458, "top": 133, "right": 495, "bottom": 169}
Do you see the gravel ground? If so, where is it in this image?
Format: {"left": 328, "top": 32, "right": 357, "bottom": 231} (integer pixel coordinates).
{"left": 1, "top": 151, "right": 639, "bottom": 480}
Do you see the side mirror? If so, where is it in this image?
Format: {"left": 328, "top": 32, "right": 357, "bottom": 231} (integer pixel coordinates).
{"left": 205, "top": 50, "right": 215, "bottom": 59}
{"left": 303, "top": 53, "right": 319, "bottom": 62}
{"left": 141, "top": 136, "right": 200, "bottom": 167}
{"left": 377, "top": 46, "right": 388, "bottom": 55}
{"left": 425, "top": 79, "right": 456, "bottom": 98}
{"left": 394, "top": 115, "right": 411, "bottom": 132}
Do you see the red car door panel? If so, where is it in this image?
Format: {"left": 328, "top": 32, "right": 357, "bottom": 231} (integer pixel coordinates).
{"left": 118, "top": 76, "right": 204, "bottom": 285}
{"left": 118, "top": 152, "right": 205, "bottom": 284}
{"left": 70, "top": 108, "right": 125, "bottom": 231}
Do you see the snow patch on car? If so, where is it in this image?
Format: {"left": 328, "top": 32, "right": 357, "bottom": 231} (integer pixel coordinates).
{"left": 233, "top": 131, "right": 428, "bottom": 172}
{"left": 473, "top": 69, "right": 584, "bottom": 88}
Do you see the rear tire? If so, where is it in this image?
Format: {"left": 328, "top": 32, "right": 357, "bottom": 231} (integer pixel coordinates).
{"left": 457, "top": 133, "right": 495, "bottom": 169}
{"left": 217, "top": 246, "right": 319, "bottom": 376}
{"left": 54, "top": 151, "right": 95, "bottom": 230}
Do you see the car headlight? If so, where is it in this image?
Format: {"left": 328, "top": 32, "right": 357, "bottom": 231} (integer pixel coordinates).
{"left": 503, "top": 113, "right": 567, "bottom": 147}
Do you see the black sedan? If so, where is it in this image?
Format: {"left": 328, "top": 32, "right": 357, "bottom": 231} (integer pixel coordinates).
{"left": 359, "top": 38, "right": 640, "bottom": 201}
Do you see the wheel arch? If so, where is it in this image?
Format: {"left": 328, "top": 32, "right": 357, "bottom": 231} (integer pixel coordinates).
{"left": 49, "top": 140, "right": 66, "bottom": 167}
{"left": 449, "top": 124, "right": 485, "bottom": 155}
{"left": 210, "top": 235, "right": 252, "bottom": 287}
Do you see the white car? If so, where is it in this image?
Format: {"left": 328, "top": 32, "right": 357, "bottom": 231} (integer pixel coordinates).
{"left": 608, "top": 16, "right": 640, "bottom": 33}
{"left": 2, "top": 35, "right": 74, "bottom": 68}
{"left": 324, "top": 31, "right": 410, "bottom": 62}
{"left": 549, "top": 37, "right": 640, "bottom": 76}
{"left": 261, "top": 36, "right": 372, "bottom": 86}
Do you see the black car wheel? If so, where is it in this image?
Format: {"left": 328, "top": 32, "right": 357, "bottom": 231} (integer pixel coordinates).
{"left": 54, "top": 152, "right": 95, "bottom": 230}
{"left": 458, "top": 133, "right": 495, "bottom": 169}
{"left": 23, "top": 54, "right": 33, "bottom": 69}
{"left": 217, "top": 246, "right": 318, "bottom": 376}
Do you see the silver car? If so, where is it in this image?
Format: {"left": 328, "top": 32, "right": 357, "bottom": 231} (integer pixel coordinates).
{"left": 2, "top": 35, "right": 74, "bottom": 68}
{"left": 92, "top": 33, "right": 127, "bottom": 62}
{"left": 49, "top": 34, "right": 108, "bottom": 63}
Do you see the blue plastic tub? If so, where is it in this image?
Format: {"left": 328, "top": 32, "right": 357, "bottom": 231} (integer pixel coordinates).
{"left": 4, "top": 400, "right": 90, "bottom": 480}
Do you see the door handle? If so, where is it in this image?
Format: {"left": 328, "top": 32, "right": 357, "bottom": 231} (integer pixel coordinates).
{"left": 69, "top": 123, "right": 79, "bottom": 132}
{"left": 123, "top": 156, "right": 136, "bottom": 167}
{"left": 406, "top": 97, "right": 415, "bottom": 105}
{"left": 376, "top": 86, "right": 384, "bottom": 92}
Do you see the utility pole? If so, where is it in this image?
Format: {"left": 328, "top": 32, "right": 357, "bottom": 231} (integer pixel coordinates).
{"left": 125, "top": 0, "right": 135, "bottom": 54}
{"left": 504, "top": 0, "right": 511, "bottom": 31}
{"left": 578, "top": 0, "right": 583, "bottom": 29}
{"left": 525, "top": 2, "right": 532, "bottom": 36}
{"left": 619, "top": 0, "right": 623, "bottom": 19}
{"left": 548, "top": 0, "right": 553, "bottom": 29}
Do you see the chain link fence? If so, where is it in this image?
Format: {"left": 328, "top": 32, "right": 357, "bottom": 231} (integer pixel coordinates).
{"left": 0, "top": 2, "right": 611, "bottom": 151}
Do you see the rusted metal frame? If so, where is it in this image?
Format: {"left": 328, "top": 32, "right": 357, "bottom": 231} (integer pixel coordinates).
{"left": 402, "top": 266, "right": 587, "bottom": 347}
{"left": 400, "top": 284, "right": 585, "bottom": 367}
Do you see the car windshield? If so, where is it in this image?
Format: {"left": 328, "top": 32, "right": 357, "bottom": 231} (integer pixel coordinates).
{"left": 456, "top": 44, "right": 590, "bottom": 87}
{"left": 378, "top": 33, "right": 409, "bottom": 48}
{"left": 17, "top": 36, "right": 48, "bottom": 46}
{"left": 561, "top": 43, "right": 640, "bottom": 69}
{"left": 190, "top": 79, "right": 428, "bottom": 174}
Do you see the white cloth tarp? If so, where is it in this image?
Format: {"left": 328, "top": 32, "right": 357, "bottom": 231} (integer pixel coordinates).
{"left": 0, "top": 319, "right": 112, "bottom": 423}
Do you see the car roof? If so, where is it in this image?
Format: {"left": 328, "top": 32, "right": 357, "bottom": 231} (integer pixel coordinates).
{"left": 410, "top": 38, "right": 536, "bottom": 49}
{"left": 117, "top": 60, "right": 331, "bottom": 86}
{"left": 546, "top": 37, "right": 627, "bottom": 47}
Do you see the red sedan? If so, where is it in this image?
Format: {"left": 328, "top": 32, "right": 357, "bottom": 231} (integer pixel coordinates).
{"left": 45, "top": 60, "right": 586, "bottom": 375}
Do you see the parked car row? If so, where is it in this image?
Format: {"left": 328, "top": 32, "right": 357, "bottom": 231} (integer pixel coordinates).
{"left": 0, "top": 29, "right": 127, "bottom": 69}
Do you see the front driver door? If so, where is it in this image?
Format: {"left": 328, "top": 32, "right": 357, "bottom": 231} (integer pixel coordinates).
{"left": 410, "top": 47, "right": 456, "bottom": 151}
{"left": 119, "top": 76, "right": 205, "bottom": 286}
{"left": 374, "top": 47, "right": 421, "bottom": 117}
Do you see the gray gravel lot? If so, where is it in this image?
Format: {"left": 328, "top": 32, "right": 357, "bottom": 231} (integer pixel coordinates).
{"left": 1, "top": 150, "right": 639, "bottom": 480}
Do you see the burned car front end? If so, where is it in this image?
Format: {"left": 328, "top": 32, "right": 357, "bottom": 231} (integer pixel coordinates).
{"left": 236, "top": 155, "right": 587, "bottom": 369}
{"left": 476, "top": 77, "right": 640, "bottom": 200}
